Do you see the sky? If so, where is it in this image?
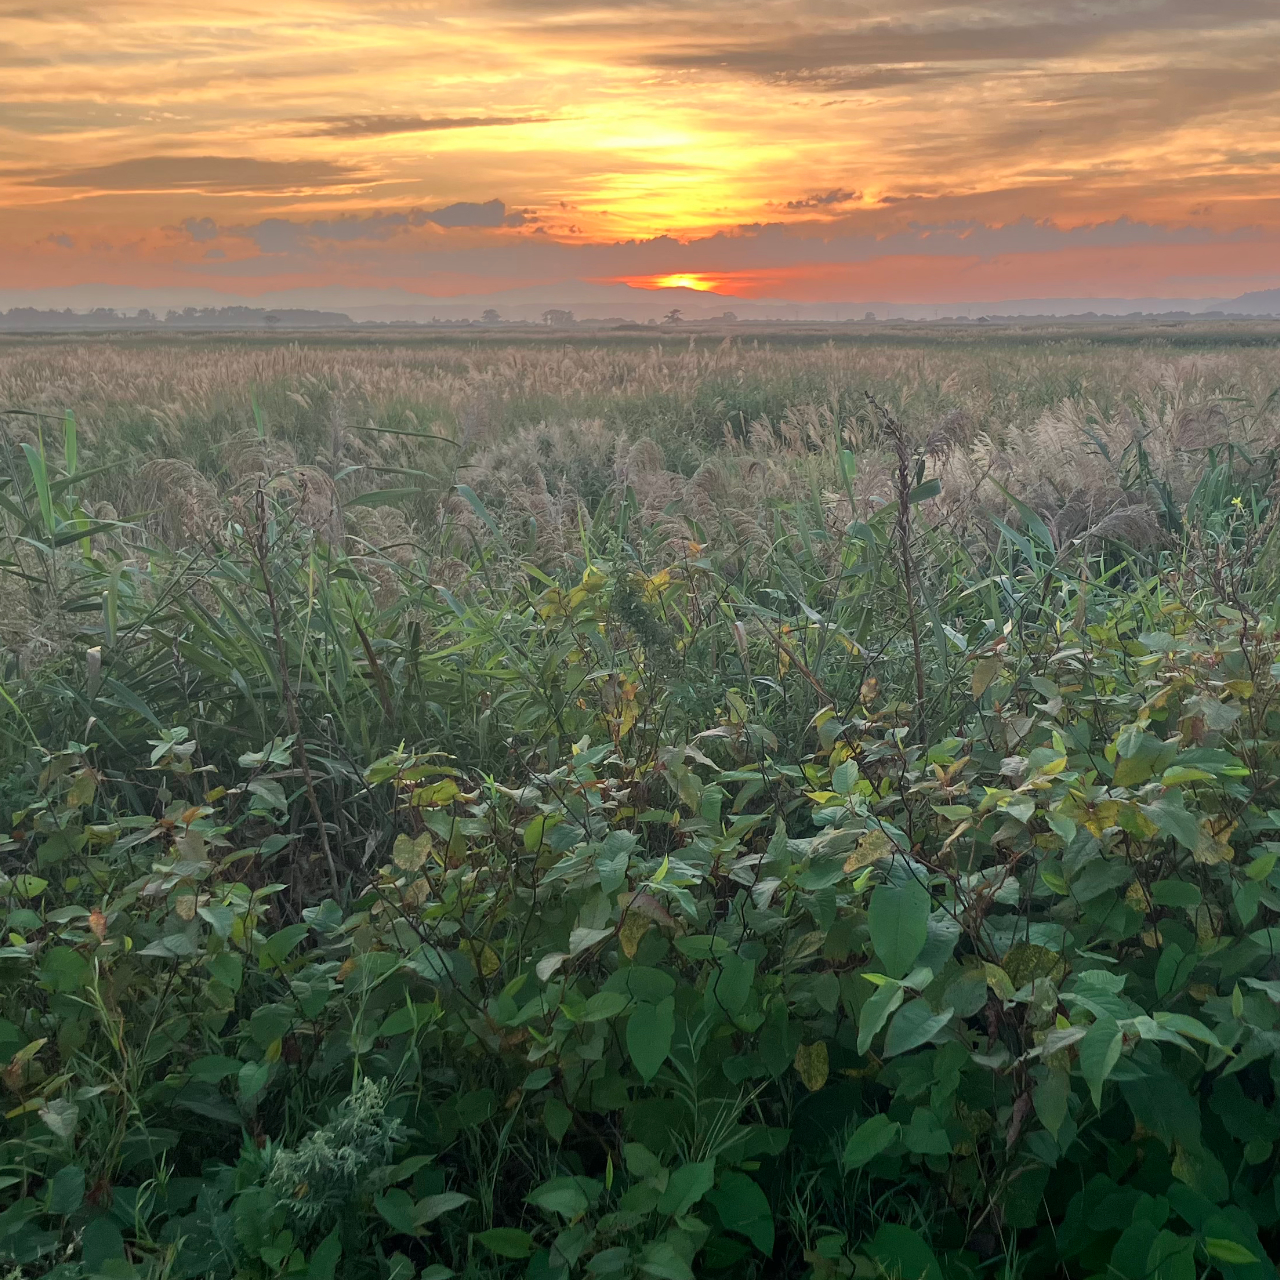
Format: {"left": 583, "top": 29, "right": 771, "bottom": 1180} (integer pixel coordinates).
{"left": 4, "top": 0, "right": 1280, "bottom": 305}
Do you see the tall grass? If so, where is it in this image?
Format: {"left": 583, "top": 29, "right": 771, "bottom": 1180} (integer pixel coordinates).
{"left": 2, "top": 330, "right": 1280, "bottom": 1279}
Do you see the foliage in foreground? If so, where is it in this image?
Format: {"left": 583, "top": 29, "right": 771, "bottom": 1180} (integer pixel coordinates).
{"left": 3, "top": 390, "right": 1280, "bottom": 1280}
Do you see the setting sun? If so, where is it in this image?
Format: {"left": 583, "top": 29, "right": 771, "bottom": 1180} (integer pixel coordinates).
{"left": 635, "top": 274, "right": 721, "bottom": 292}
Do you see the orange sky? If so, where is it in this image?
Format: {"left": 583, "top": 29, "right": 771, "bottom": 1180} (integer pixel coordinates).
{"left": 4, "top": 0, "right": 1280, "bottom": 303}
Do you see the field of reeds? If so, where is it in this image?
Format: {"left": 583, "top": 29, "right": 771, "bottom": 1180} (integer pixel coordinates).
{"left": 3, "top": 326, "right": 1280, "bottom": 1280}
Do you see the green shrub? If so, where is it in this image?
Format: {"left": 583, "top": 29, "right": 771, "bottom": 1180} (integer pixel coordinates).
{"left": 3, "top": 547, "right": 1280, "bottom": 1279}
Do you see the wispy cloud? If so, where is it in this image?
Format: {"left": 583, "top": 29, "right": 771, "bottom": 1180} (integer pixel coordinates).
{"left": 295, "top": 114, "right": 549, "bottom": 138}
{"left": 30, "top": 155, "right": 364, "bottom": 193}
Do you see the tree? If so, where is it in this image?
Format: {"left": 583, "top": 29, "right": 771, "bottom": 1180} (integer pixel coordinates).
{"left": 542, "top": 309, "right": 574, "bottom": 326}
{"left": 264, "top": 313, "right": 280, "bottom": 327}
{"left": 481, "top": 309, "right": 501, "bottom": 325}
{"left": 663, "top": 308, "right": 683, "bottom": 324}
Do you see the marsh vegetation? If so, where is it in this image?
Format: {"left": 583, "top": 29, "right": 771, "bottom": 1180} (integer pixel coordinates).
{"left": 2, "top": 327, "right": 1280, "bottom": 1280}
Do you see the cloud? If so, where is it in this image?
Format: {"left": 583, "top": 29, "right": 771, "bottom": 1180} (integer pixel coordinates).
{"left": 295, "top": 114, "right": 549, "bottom": 138}
{"left": 182, "top": 216, "right": 218, "bottom": 242}
{"left": 31, "top": 155, "right": 364, "bottom": 193}
{"left": 183, "top": 210, "right": 1245, "bottom": 287}
{"left": 425, "top": 199, "right": 522, "bottom": 228}
{"left": 190, "top": 200, "right": 527, "bottom": 254}
{"left": 784, "top": 188, "right": 859, "bottom": 210}
{"left": 633, "top": 1, "right": 1280, "bottom": 91}
{"left": 45, "top": 232, "right": 74, "bottom": 248}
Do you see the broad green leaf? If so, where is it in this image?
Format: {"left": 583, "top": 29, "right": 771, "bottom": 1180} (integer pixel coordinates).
{"left": 307, "top": 1229, "right": 342, "bottom": 1280}
{"left": 883, "top": 1000, "right": 953, "bottom": 1057}
{"left": 477, "top": 1228, "right": 534, "bottom": 1258}
{"left": 46, "top": 1165, "right": 84, "bottom": 1216}
{"left": 544, "top": 1098, "right": 573, "bottom": 1143}
{"left": 1145, "top": 1231, "right": 1195, "bottom": 1280}
{"left": 375, "top": 1189, "right": 419, "bottom": 1236}
{"left": 656, "top": 1160, "right": 714, "bottom": 1216}
{"left": 238, "top": 1060, "right": 270, "bottom": 1102}
{"left": 706, "top": 1172, "right": 774, "bottom": 1255}
{"left": 1154, "top": 1013, "right": 1225, "bottom": 1049}
{"left": 843, "top": 1114, "right": 899, "bottom": 1169}
{"left": 579, "top": 990, "right": 630, "bottom": 1022}
{"left": 1033, "top": 1068, "right": 1071, "bottom": 1136}
{"left": 705, "top": 951, "right": 754, "bottom": 1018}
{"left": 39, "top": 947, "right": 89, "bottom": 993}
{"left": 1151, "top": 880, "right": 1202, "bottom": 908}
{"left": 901, "top": 1108, "right": 951, "bottom": 1155}
{"left": 627, "top": 996, "right": 675, "bottom": 1082}
{"left": 527, "top": 1177, "right": 594, "bottom": 1219}
{"left": 867, "top": 1224, "right": 943, "bottom": 1280}
{"left": 568, "top": 925, "right": 613, "bottom": 956}
{"left": 1203, "top": 1238, "right": 1258, "bottom": 1264}
{"left": 415, "top": 1192, "right": 470, "bottom": 1224}
{"left": 207, "top": 951, "right": 243, "bottom": 991}
{"left": 868, "top": 880, "right": 930, "bottom": 979}
{"left": 1141, "top": 794, "right": 1202, "bottom": 851}
{"left": 624, "top": 1143, "right": 665, "bottom": 1181}
{"left": 1078, "top": 1015, "right": 1123, "bottom": 1109}
{"left": 639, "top": 1241, "right": 695, "bottom": 1280}
{"left": 857, "top": 979, "right": 905, "bottom": 1055}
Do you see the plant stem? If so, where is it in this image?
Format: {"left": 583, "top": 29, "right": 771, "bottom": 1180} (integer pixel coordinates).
{"left": 253, "top": 486, "right": 342, "bottom": 900}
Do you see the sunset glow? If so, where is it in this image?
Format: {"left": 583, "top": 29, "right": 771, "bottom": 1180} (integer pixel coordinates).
{"left": 3, "top": 1, "right": 1280, "bottom": 307}
{"left": 633, "top": 275, "right": 722, "bottom": 293}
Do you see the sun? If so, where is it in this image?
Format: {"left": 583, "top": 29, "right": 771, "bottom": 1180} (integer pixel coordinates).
{"left": 648, "top": 273, "right": 718, "bottom": 291}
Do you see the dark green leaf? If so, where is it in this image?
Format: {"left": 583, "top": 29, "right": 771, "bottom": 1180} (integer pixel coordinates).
{"left": 478, "top": 1227, "right": 535, "bottom": 1258}
{"left": 868, "top": 880, "right": 930, "bottom": 978}
{"left": 843, "top": 1114, "right": 899, "bottom": 1169}
{"left": 627, "top": 996, "right": 675, "bottom": 1082}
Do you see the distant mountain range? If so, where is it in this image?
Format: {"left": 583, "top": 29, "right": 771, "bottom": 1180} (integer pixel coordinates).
{"left": 2, "top": 280, "right": 1280, "bottom": 328}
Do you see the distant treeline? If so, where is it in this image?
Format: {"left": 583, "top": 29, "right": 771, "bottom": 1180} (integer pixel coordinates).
{"left": 0, "top": 306, "right": 355, "bottom": 330}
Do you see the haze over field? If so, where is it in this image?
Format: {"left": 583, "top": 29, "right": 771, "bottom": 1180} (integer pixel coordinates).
{"left": 6, "top": 1, "right": 1280, "bottom": 313}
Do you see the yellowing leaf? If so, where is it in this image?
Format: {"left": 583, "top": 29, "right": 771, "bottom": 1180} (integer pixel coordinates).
{"left": 411, "top": 779, "right": 461, "bottom": 809}
{"left": 1003, "top": 942, "right": 1066, "bottom": 987}
{"left": 1082, "top": 800, "right": 1120, "bottom": 838}
{"left": 66, "top": 771, "right": 96, "bottom": 809}
{"left": 1193, "top": 817, "right": 1235, "bottom": 865}
{"left": 844, "top": 829, "right": 892, "bottom": 873}
{"left": 1124, "top": 881, "right": 1150, "bottom": 913}
{"left": 467, "top": 942, "right": 501, "bottom": 977}
{"left": 972, "top": 657, "right": 1002, "bottom": 698}
{"left": 983, "top": 963, "right": 1015, "bottom": 1001}
{"left": 619, "top": 911, "right": 651, "bottom": 960}
{"left": 393, "top": 832, "right": 433, "bottom": 872}
{"left": 794, "top": 1041, "right": 829, "bottom": 1092}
